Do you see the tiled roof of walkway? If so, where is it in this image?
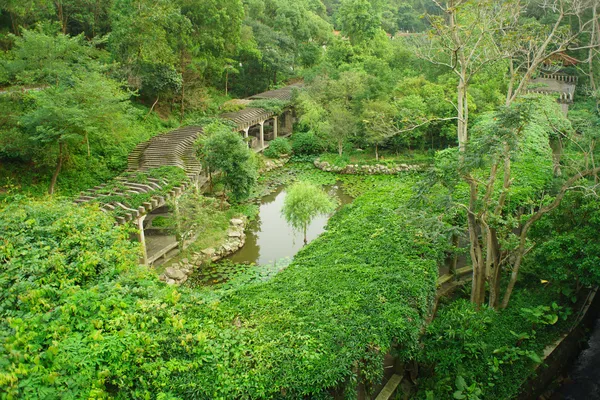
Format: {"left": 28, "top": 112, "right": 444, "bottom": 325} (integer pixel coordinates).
{"left": 221, "top": 83, "right": 303, "bottom": 129}
{"left": 74, "top": 126, "right": 203, "bottom": 224}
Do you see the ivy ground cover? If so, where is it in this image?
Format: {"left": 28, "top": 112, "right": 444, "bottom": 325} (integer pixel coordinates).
{"left": 1, "top": 174, "right": 443, "bottom": 399}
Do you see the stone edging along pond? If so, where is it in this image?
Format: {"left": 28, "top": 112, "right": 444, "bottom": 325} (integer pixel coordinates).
{"left": 159, "top": 216, "right": 248, "bottom": 285}
{"left": 313, "top": 158, "right": 422, "bottom": 174}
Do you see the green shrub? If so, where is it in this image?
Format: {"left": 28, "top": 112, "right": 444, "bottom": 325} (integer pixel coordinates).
{"left": 292, "top": 131, "right": 323, "bottom": 155}
{"left": 417, "top": 287, "right": 573, "bottom": 399}
{"left": 263, "top": 137, "right": 292, "bottom": 158}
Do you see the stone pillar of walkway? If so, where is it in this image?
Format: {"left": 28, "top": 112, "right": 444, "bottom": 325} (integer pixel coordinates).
{"left": 273, "top": 116, "right": 278, "bottom": 139}
{"left": 259, "top": 120, "right": 265, "bottom": 149}
{"left": 137, "top": 215, "right": 148, "bottom": 265}
{"left": 243, "top": 127, "right": 250, "bottom": 148}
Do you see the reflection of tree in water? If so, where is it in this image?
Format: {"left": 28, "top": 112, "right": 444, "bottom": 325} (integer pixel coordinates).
{"left": 227, "top": 183, "right": 353, "bottom": 265}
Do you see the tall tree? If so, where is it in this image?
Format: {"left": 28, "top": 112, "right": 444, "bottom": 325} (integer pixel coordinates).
{"left": 197, "top": 121, "right": 257, "bottom": 202}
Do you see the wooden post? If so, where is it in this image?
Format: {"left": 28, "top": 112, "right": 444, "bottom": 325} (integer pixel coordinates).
{"left": 259, "top": 120, "right": 265, "bottom": 149}
{"left": 273, "top": 116, "right": 278, "bottom": 139}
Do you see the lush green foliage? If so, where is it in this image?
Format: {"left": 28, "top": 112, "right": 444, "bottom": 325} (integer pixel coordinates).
{"left": 0, "top": 176, "right": 446, "bottom": 398}
{"left": 291, "top": 131, "right": 325, "bottom": 155}
{"left": 249, "top": 98, "right": 290, "bottom": 114}
{"left": 529, "top": 192, "right": 600, "bottom": 289}
{"left": 0, "top": 28, "right": 174, "bottom": 197}
{"left": 418, "top": 285, "right": 574, "bottom": 400}
{"left": 263, "top": 137, "right": 292, "bottom": 158}
{"left": 197, "top": 121, "right": 258, "bottom": 202}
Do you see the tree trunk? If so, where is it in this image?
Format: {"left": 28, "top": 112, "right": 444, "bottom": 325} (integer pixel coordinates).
{"left": 303, "top": 226, "right": 308, "bottom": 245}
{"left": 591, "top": 4, "right": 599, "bottom": 111}
{"left": 467, "top": 180, "right": 485, "bottom": 307}
{"left": 338, "top": 140, "right": 343, "bottom": 156}
{"left": 487, "top": 228, "right": 502, "bottom": 309}
{"left": 49, "top": 142, "right": 64, "bottom": 195}
{"left": 375, "top": 144, "right": 379, "bottom": 161}
{"left": 225, "top": 69, "right": 229, "bottom": 96}
{"left": 9, "top": 12, "right": 18, "bottom": 35}
{"left": 145, "top": 96, "right": 159, "bottom": 120}
{"left": 180, "top": 51, "right": 186, "bottom": 123}
{"left": 457, "top": 81, "right": 468, "bottom": 154}
{"left": 56, "top": 1, "right": 67, "bottom": 34}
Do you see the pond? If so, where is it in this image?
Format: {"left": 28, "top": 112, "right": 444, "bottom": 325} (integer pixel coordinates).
{"left": 227, "top": 183, "right": 353, "bottom": 265}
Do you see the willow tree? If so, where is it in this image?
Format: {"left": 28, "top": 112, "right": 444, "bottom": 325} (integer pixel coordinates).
{"left": 282, "top": 182, "right": 336, "bottom": 245}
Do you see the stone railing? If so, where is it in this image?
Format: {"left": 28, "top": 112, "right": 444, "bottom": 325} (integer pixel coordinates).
{"left": 538, "top": 73, "right": 578, "bottom": 83}
{"left": 524, "top": 89, "right": 574, "bottom": 103}
{"left": 314, "top": 159, "right": 421, "bottom": 175}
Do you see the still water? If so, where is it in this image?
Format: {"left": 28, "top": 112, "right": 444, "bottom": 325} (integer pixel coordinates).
{"left": 227, "top": 183, "right": 353, "bottom": 265}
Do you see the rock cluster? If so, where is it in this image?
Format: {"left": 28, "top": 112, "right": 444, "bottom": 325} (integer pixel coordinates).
{"left": 159, "top": 216, "right": 248, "bottom": 285}
{"left": 261, "top": 157, "right": 289, "bottom": 173}
{"left": 313, "top": 159, "right": 421, "bottom": 175}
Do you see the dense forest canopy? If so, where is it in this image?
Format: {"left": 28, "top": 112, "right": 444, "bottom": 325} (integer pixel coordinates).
{"left": 2, "top": 0, "right": 600, "bottom": 399}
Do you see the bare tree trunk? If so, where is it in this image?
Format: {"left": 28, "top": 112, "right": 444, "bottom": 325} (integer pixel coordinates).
{"left": 49, "top": 142, "right": 64, "bottom": 195}
{"left": 467, "top": 180, "right": 485, "bottom": 306}
{"left": 591, "top": 4, "right": 600, "bottom": 111}
{"left": 375, "top": 144, "right": 379, "bottom": 161}
{"left": 303, "top": 226, "right": 308, "bottom": 245}
{"left": 457, "top": 81, "right": 468, "bottom": 153}
{"left": 338, "top": 140, "right": 343, "bottom": 156}
{"left": 506, "top": 58, "right": 516, "bottom": 105}
{"left": 145, "top": 96, "right": 159, "bottom": 120}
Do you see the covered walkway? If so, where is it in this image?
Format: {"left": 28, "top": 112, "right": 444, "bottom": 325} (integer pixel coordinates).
{"left": 221, "top": 83, "right": 301, "bottom": 151}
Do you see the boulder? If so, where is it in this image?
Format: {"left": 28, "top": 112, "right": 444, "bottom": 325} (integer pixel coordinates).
{"left": 201, "top": 248, "right": 216, "bottom": 256}
{"left": 230, "top": 218, "right": 244, "bottom": 226}
{"left": 165, "top": 267, "right": 186, "bottom": 281}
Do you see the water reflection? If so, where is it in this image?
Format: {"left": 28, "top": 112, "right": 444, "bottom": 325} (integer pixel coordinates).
{"left": 227, "top": 183, "right": 353, "bottom": 265}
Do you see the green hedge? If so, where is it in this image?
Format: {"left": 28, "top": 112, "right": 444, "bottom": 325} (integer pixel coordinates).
{"left": 1, "top": 176, "right": 445, "bottom": 399}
